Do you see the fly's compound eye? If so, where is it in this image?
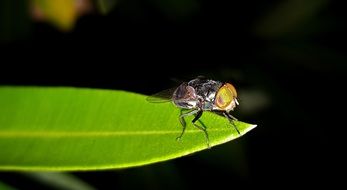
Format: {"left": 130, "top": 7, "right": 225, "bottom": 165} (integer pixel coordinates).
{"left": 215, "top": 83, "right": 237, "bottom": 109}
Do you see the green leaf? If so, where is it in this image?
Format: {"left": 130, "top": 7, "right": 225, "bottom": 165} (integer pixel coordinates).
{"left": 0, "top": 86, "right": 256, "bottom": 171}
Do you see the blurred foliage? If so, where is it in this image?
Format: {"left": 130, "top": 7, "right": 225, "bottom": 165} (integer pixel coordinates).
{"left": 0, "top": 0, "right": 31, "bottom": 42}
{"left": 22, "top": 172, "right": 95, "bottom": 190}
{"left": 32, "top": 0, "right": 78, "bottom": 31}
{"left": 31, "top": 0, "right": 93, "bottom": 31}
{"left": 149, "top": 0, "right": 199, "bottom": 20}
{"left": 0, "top": 0, "right": 201, "bottom": 36}
{"left": 96, "top": 0, "right": 118, "bottom": 15}
{"left": 0, "top": 0, "right": 344, "bottom": 38}
{"left": 0, "top": 181, "right": 16, "bottom": 190}
{"left": 255, "top": 0, "right": 329, "bottom": 38}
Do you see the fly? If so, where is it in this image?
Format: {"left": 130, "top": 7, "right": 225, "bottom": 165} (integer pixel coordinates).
{"left": 147, "top": 76, "right": 240, "bottom": 147}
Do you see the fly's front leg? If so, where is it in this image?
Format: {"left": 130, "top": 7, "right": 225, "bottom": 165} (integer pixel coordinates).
{"left": 177, "top": 109, "right": 199, "bottom": 141}
{"left": 192, "top": 110, "right": 210, "bottom": 148}
{"left": 223, "top": 112, "right": 240, "bottom": 135}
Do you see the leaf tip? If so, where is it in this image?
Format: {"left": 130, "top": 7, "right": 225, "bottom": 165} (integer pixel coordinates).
{"left": 236, "top": 121, "right": 257, "bottom": 136}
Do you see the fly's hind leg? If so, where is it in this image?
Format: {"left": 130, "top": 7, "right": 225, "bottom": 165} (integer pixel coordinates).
{"left": 177, "top": 109, "right": 199, "bottom": 141}
{"left": 192, "top": 111, "right": 210, "bottom": 148}
{"left": 223, "top": 112, "right": 240, "bottom": 135}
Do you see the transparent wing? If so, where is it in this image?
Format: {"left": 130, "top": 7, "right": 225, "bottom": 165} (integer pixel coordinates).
{"left": 146, "top": 87, "right": 177, "bottom": 103}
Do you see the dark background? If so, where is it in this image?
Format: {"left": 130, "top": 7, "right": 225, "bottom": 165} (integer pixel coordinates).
{"left": 0, "top": 0, "right": 345, "bottom": 189}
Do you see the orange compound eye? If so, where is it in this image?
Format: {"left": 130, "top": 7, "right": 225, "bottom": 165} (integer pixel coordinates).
{"left": 225, "top": 83, "right": 237, "bottom": 98}
{"left": 215, "top": 83, "right": 237, "bottom": 109}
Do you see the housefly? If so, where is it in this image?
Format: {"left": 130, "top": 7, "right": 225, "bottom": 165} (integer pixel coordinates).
{"left": 147, "top": 76, "right": 240, "bottom": 147}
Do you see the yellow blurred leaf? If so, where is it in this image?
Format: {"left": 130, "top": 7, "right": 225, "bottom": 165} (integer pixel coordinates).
{"left": 32, "top": 0, "right": 92, "bottom": 31}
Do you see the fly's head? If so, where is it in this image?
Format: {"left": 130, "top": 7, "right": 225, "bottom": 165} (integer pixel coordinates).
{"left": 214, "top": 83, "right": 239, "bottom": 112}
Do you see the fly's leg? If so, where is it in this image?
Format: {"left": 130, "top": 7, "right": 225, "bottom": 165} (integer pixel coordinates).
{"left": 177, "top": 109, "right": 199, "bottom": 141}
{"left": 179, "top": 109, "right": 187, "bottom": 127}
{"left": 223, "top": 112, "right": 240, "bottom": 135}
{"left": 192, "top": 110, "right": 210, "bottom": 148}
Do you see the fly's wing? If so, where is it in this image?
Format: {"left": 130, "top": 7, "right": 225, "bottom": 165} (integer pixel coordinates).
{"left": 146, "top": 87, "right": 177, "bottom": 103}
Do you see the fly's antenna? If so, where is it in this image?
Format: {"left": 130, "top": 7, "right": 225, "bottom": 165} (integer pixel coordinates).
{"left": 235, "top": 98, "right": 240, "bottom": 105}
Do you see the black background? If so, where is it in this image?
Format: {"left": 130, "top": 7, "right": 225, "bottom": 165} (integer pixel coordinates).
{"left": 0, "top": 0, "right": 345, "bottom": 189}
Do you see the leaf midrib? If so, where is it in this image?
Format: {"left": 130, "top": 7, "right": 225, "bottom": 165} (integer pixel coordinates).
{"left": 0, "top": 128, "right": 234, "bottom": 138}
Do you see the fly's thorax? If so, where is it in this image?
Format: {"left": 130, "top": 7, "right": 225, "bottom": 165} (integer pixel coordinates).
{"left": 188, "top": 79, "right": 223, "bottom": 96}
{"left": 184, "top": 78, "right": 223, "bottom": 110}
{"left": 188, "top": 78, "right": 222, "bottom": 99}
{"left": 202, "top": 101, "right": 214, "bottom": 110}
{"left": 199, "top": 90, "right": 217, "bottom": 110}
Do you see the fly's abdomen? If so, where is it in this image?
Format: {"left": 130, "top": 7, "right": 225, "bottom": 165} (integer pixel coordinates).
{"left": 172, "top": 83, "right": 199, "bottom": 109}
